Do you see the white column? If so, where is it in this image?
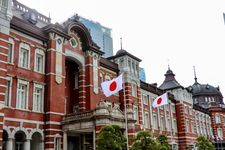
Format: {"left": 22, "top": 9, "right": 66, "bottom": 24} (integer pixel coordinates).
{"left": 93, "top": 129, "right": 96, "bottom": 150}
{"left": 6, "top": 138, "right": 13, "bottom": 150}
{"left": 41, "top": 140, "right": 44, "bottom": 150}
{"left": 63, "top": 132, "right": 67, "bottom": 150}
{"left": 24, "top": 139, "right": 30, "bottom": 150}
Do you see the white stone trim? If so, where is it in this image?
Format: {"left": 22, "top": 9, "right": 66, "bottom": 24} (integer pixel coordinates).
{"left": 4, "top": 117, "right": 44, "bottom": 124}
{"left": 45, "top": 111, "right": 65, "bottom": 116}
{"left": 45, "top": 121, "right": 61, "bottom": 125}
{"left": 46, "top": 73, "right": 65, "bottom": 78}
{"left": 0, "top": 52, "right": 8, "bottom": 57}
{"left": 0, "top": 68, "right": 7, "bottom": 72}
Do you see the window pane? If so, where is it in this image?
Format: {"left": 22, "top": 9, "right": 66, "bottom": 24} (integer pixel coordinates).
{"left": 8, "top": 43, "right": 13, "bottom": 63}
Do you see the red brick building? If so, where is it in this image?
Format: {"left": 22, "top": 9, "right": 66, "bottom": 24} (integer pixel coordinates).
{"left": 0, "top": 0, "right": 224, "bottom": 150}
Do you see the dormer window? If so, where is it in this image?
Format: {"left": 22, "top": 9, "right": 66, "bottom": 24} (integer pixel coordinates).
{"left": 28, "top": 12, "right": 37, "bottom": 24}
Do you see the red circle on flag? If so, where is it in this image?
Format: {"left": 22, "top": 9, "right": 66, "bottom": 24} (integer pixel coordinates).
{"left": 109, "top": 81, "right": 117, "bottom": 91}
{"left": 157, "top": 98, "right": 162, "bottom": 105}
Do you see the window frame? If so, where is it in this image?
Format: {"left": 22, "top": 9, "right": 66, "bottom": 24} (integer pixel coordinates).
{"left": 18, "top": 43, "right": 30, "bottom": 69}
{"left": 34, "top": 48, "right": 45, "bottom": 73}
{"left": 16, "top": 79, "right": 29, "bottom": 110}
{"left": 5, "top": 76, "right": 12, "bottom": 107}
{"left": 8, "top": 38, "right": 14, "bottom": 64}
{"left": 33, "top": 83, "right": 44, "bottom": 112}
{"left": 133, "top": 105, "right": 139, "bottom": 123}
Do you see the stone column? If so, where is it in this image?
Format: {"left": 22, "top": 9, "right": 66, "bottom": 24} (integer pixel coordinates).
{"left": 63, "top": 132, "right": 67, "bottom": 150}
{"left": 24, "top": 139, "right": 30, "bottom": 150}
{"left": 6, "top": 138, "right": 13, "bottom": 150}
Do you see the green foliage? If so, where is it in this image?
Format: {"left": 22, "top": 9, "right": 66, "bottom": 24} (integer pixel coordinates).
{"left": 195, "top": 136, "right": 214, "bottom": 150}
{"left": 96, "top": 125, "right": 126, "bottom": 150}
{"left": 130, "top": 130, "right": 160, "bottom": 150}
{"left": 157, "top": 135, "right": 171, "bottom": 150}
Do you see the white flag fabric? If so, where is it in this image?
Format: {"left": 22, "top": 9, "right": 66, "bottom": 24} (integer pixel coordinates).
{"left": 152, "top": 92, "right": 168, "bottom": 108}
{"left": 101, "top": 74, "right": 123, "bottom": 97}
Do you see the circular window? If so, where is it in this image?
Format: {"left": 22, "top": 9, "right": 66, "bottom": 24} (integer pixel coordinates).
{"left": 70, "top": 38, "right": 78, "bottom": 48}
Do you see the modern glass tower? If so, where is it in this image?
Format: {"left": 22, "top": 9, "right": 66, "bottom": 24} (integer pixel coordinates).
{"left": 79, "top": 16, "right": 113, "bottom": 58}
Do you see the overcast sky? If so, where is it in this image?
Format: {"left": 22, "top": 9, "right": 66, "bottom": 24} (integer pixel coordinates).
{"left": 19, "top": 0, "right": 225, "bottom": 97}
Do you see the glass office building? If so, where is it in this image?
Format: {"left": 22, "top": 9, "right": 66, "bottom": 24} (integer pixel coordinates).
{"left": 79, "top": 17, "right": 113, "bottom": 58}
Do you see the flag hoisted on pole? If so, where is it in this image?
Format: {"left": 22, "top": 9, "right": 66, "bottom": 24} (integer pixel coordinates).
{"left": 101, "top": 74, "right": 123, "bottom": 97}
{"left": 152, "top": 92, "right": 169, "bottom": 108}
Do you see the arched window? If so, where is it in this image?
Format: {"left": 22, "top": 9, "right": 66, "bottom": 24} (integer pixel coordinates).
{"left": 15, "top": 131, "right": 26, "bottom": 150}
{"left": 31, "top": 132, "right": 43, "bottom": 150}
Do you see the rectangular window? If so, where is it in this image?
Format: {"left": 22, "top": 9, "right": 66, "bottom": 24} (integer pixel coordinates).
{"left": 33, "top": 84, "right": 44, "bottom": 112}
{"left": 167, "top": 118, "right": 171, "bottom": 130}
{"left": 5, "top": 77, "right": 12, "bottom": 107}
{"left": 8, "top": 43, "right": 13, "bottom": 63}
{"left": 19, "top": 48, "right": 29, "bottom": 68}
{"left": 161, "top": 116, "right": 164, "bottom": 130}
{"left": 153, "top": 114, "right": 158, "bottom": 129}
{"left": 35, "top": 53, "right": 44, "bottom": 73}
{"left": 217, "top": 128, "right": 223, "bottom": 138}
{"left": 173, "top": 119, "right": 177, "bottom": 132}
{"left": 55, "top": 137, "right": 61, "bottom": 150}
{"left": 132, "top": 82, "right": 137, "bottom": 97}
{"left": 143, "top": 94, "right": 148, "bottom": 105}
{"left": 0, "top": 0, "right": 7, "bottom": 7}
{"left": 144, "top": 112, "right": 149, "bottom": 128}
{"left": 215, "top": 114, "right": 221, "bottom": 123}
{"left": 186, "top": 120, "right": 189, "bottom": 132}
{"left": 133, "top": 106, "right": 138, "bottom": 122}
{"left": 17, "top": 80, "right": 29, "bottom": 109}
{"left": 171, "top": 104, "right": 175, "bottom": 113}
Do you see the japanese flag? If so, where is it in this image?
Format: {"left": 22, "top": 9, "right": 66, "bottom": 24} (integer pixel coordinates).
{"left": 101, "top": 74, "right": 123, "bottom": 97}
{"left": 152, "top": 92, "right": 168, "bottom": 108}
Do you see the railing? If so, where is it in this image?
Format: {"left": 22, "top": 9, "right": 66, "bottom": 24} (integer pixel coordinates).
{"left": 63, "top": 110, "right": 95, "bottom": 123}
{"left": 13, "top": 0, "right": 51, "bottom": 23}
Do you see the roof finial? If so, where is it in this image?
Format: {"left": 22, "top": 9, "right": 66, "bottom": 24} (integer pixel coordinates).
{"left": 167, "top": 59, "right": 170, "bottom": 70}
{"left": 120, "top": 37, "right": 123, "bottom": 50}
{"left": 193, "top": 66, "right": 198, "bottom": 83}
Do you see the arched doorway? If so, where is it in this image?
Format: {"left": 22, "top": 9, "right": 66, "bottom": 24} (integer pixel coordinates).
{"left": 65, "top": 58, "right": 80, "bottom": 114}
{"left": 14, "top": 131, "right": 26, "bottom": 150}
{"left": 2, "top": 130, "right": 8, "bottom": 150}
{"left": 31, "top": 132, "right": 42, "bottom": 150}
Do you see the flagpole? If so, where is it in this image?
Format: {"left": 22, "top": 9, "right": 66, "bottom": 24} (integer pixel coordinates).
{"left": 123, "top": 82, "right": 129, "bottom": 150}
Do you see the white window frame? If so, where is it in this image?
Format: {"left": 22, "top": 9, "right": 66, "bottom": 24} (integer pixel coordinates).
{"left": 153, "top": 113, "right": 158, "bottom": 129}
{"left": 5, "top": 76, "right": 12, "bottom": 107}
{"left": 133, "top": 105, "right": 138, "bottom": 123}
{"left": 33, "top": 83, "right": 44, "bottom": 112}
{"left": 173, "top": 119, "right": 177, "bottom": 132}
{"left": 161, "top": 116, "right": 164, "bottom": 130}
{"left": 54, "top": 136, "right": 61, "bottom": 150}
{"left": 142, "top": 94, "right": 148, "bottom": 105}
{"left": 144, "top": 111, "right": 149, "bottom": 128}
{"left": 217, "top": 128, "right": 223, "bottom": 138}
{"left": 8, "top": 38, "right": 14, "bottom": 64}
{"left": 34, "top": 48, "right": 45, "bottom": 73}
{"left": 215, "top": 113, "right": 221, "bottom": 124}
{"left": 16, "top": 79, "right": 29, "bottom": 110}
{"left": 18, "top": 43, "right": 30, "bottom": 69}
